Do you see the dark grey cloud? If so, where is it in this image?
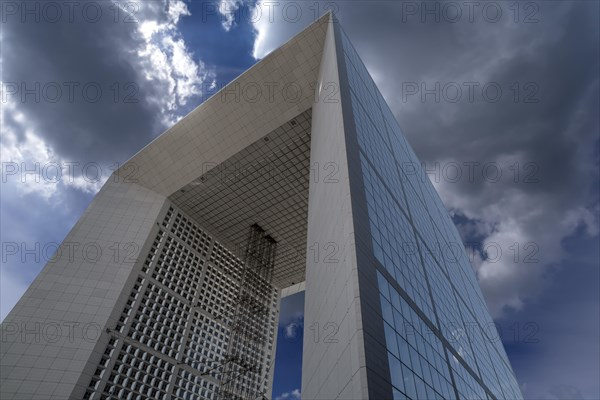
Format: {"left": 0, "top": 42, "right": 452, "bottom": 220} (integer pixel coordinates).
{"left": 0, "top": 0, "right": 213, "bottom": 317}
{"left": 334, "top": 9, "right": 599, "bottom": 396}
{"left": 250, "top": 1, "right": 599, "bottom": 397}
{"left": 333, "top": 1, "right": 599, "bottom": 314}
{"left": 1, "top": 0, "right": 598, "bottom": 397}
{"left": 501, "top": 231, "right": 600, "bottom": 399}
{"left": 2, "top": 0, "right": 212, "bottom": 164}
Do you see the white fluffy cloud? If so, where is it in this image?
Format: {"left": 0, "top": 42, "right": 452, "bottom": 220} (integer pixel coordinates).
{"left": 275, "top": 388, "right": 301, "bottom": 400}
{"left": 251, "top": 0, "right": 276, "bottom": 59}
{"left": 133, "top": 0, "right": 215, "bottom": 125}
{"left": 0, "top": 0, "right": 216, "bottom": 322}
{"left": 1, "top": 0, "right": 216, "bottom": 199}
{"left": 283, "top": 316, "right": 303, "bottom": 342}
{"left": 251, "top": 0, "right": 321, "bottom": 59}
{"left": 1, "top": 96, "right": 105, "bottom": 199}
{"left": 437, "top": 171, "right": 599, "bottom": 316}
{"left": 218, "top": 0, "right": 244, "bottom": 31}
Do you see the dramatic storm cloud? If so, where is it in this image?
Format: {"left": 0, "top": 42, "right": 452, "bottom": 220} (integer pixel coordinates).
{"left": 2, "top": 0, "right": 213, "bottom": 168}
{"left": 249, "top": 0, "right": 599, "bottom": 318}
{"left": 249, "top": 1, "right": 599, "bottom": 398}
{"left": 338, "top": 3, "right": 599, "bottom": 318}
{"left": 1, "top": 0, "right": 214, "bottom": 317}
{"left": 1, "top": 1, "right": 598, "bottom": 399}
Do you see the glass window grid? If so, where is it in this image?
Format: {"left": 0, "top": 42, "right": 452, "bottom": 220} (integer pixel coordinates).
{"left": 363, "top": 154, "right": 437, "bottom": 323}
{"left": 379, "top": 272, "right": 454, "bottom": 400}
{"left": 420, "top": 245, "right": 478, "bottom": 373}
{"left": 339, "top": 26, "right": 521, "bottom": 399}
{"left": 451, "top": 358, "right": 487, "bottom": 400}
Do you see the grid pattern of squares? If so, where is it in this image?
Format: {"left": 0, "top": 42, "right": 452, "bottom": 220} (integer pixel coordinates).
{"left": 338, "top": 26, "right": 522, "bottom": 400}
{"left": 183, "top": 312, "right": 229, "bottom": 378}
{"left": 210, "top": 242, "right": 243, "bottom": 282}
{"left": 85, "top": 337, "right": 175, "bottom": 400}
{"left": 198, "top": 262, "right": 239, "bottom": 322}
{"left": 171, "top": 213, "right": 212, "bottom": 257}
{"left": 174, "top": 369, "right": 218, "bottom": 400}
{"left": 128, "top": 282, "right": 190, "bottom": 358}
{"left": 378, "top": 271, "right": 455, "bottom": 400}
{"left": 84, "top": 206, "right": 278, "bottom": 400}
{"left": 169, "top": 109, "right": 313, "bottom": 289}
{"left": 151, "top": 236, "right": 204, "bottom": 302}
{"left": 361, "top": 153, "right": 436, "bottom": 325}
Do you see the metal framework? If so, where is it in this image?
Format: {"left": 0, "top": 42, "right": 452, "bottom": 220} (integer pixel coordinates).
{"left": 218, "top": 224, "right": 277, "bottom": 400}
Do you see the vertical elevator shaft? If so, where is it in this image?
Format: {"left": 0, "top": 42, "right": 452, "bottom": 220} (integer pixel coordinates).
{"left": 218, "top": 224, "right": 277, "bottom": 400}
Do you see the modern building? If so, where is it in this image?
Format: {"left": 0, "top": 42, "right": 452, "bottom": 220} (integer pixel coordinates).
{"left": 0, "top": 13, "right": 523, "bottom": 400}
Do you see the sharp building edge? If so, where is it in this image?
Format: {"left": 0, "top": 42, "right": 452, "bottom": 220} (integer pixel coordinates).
{"left": 1, "top": 13, "right": 522, "bottom": 400}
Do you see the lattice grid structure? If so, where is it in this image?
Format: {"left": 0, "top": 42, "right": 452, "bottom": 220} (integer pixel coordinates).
{"left": 218, "top": 224, "right": 278, "bottom": 400}
{"left": 83, "top": 209, "right": 278, "bottom": 400}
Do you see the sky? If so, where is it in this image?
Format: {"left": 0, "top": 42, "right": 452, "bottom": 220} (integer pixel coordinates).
{"left": 1, "top": 1, "right": 599, "bottom": 399}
